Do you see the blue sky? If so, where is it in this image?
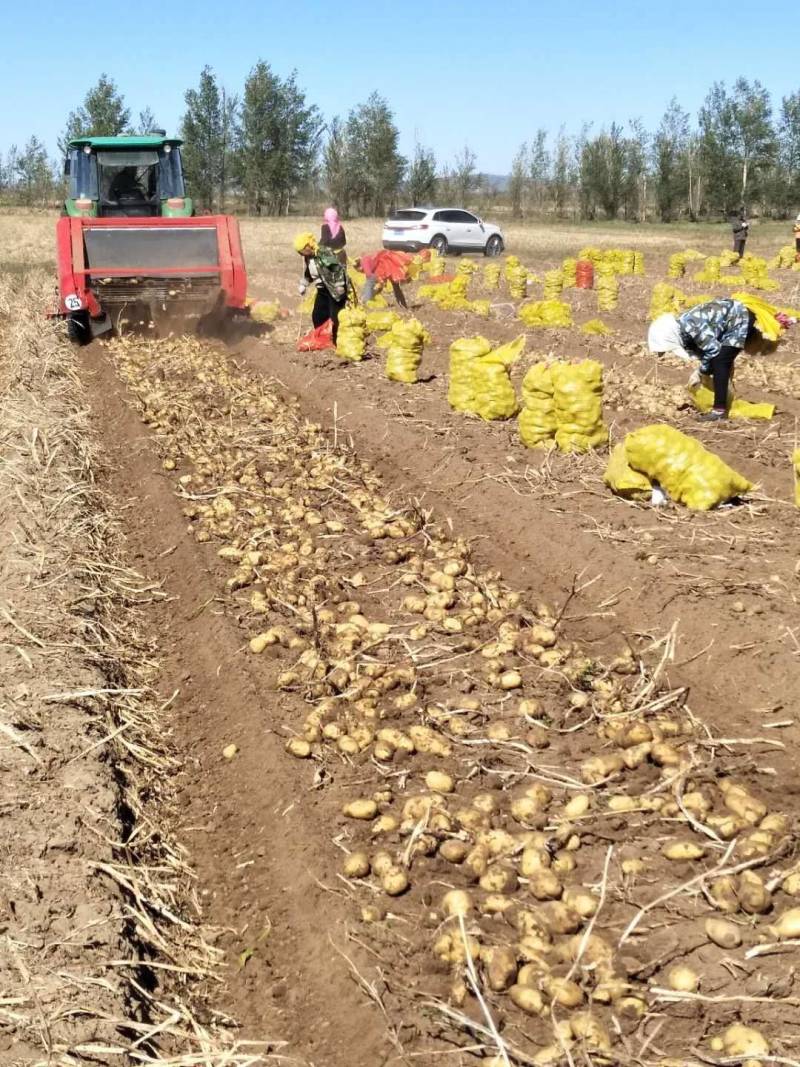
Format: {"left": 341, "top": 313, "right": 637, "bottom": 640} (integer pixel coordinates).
{"left": 4, "top": 0, "right": 799, "bottom": 171}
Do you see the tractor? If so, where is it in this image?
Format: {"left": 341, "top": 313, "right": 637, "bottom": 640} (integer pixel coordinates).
{"left": 55, "top": 133, "right": 248, "bottom": 340}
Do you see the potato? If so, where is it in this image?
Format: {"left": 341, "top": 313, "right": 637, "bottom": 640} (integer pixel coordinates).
{"left": 343, "top": 851, "right": 370, "bottom": 879}
{"left": 650, "top": 741, "right": 682, "bottom": 767}
{"left": 382, "top": 867, "right": 409, "bottom": 896}
{"left": 617, "top": 720, "right": 653, "bottom": 748}
{"left": 705, "top": 918, "right": 742, "bottom": 948}
{"left": 569, "top": 1012, "right": 611, "bottom": 1050}
{"left": 563, "top": 793, "right": 591, "bottom": 819}
{"left": 510, "top": 796, "right": 545, "bottom": 824}
{"left": 425, "top": 770, "right": 455, "bottom": 794}
{"left": 532, "top": 1044, "right": 571, "bottom": 1066}
{"left": 528, "top": 870, "right": 563, "bottom": 901}
{"left": 662, "top": 841, "right": 705, "bottom": 861}
{"left": 508, "top": 984, "right": 546, "bottom": 1015}
{"left": 718, "top": 1024, "right": 769, "bottom": 1057}
{"left": 439, "top": 839, "right": 469, "bottom": 864}
{"left": 434, "top": 931, "right": 480, "bottom": 965}
{"left": 361, "top": 904, "right": 385, "bottom": 923}
{"left": 738, "top": 870, "right": 771, "bottom": 915}
{"left": 498, "top": 669, "right": 523, "bottom": 690}
{"left": 544, "top": 976, "right": 583, "bottom": 1007}
{"left": 481, "top": 945, "right": 518, "bottom": 991}
{"left": 581, "top": 754, "right": 623, "bottom": 784}
{"left": 343, "top": 799, "right": 378, "bottom": 820}
{"left": 480, "top": 865, "right": 518, "bottom": 894}
{"left": 608, "top": 794, "right": 639, "bottom": 812}
{"left": 719, "top": 781, "right": 767, "bottom": 826}
{"left": 667, "top": 965, "right": 699, "bottom": 992}
{"left": 552, "top": 852, "right": 576, "bottom": 875}
{"left": 540, "top": 901, "right": 582, "bottom": 935}
{"left": 709, "top": 875, "right": 739, "bottom": 914}
{"left": 520, "top": 847, "right": 550, "bottom": 876}
{"left": 563, "top": 889, "right": 598, "bottom": 919}
{"left": 371, "top": 814, "right": 399, "bottom": 835}
{"left": 782, "top": 871, "right": 800, "bottom": 896}
{"left": 482, "top": 894, "right": 513, "bottom": 915}
{"left": 481, "top": 828, "right": 516, "bottom": 856}
{"left": 621, "top": 857, "right": 645, "bottom": 876}
{"left": 768, "top": 907, "right": 800, "bottom": 939}
{"left": 441, "top": 889, "right": 473, "bottom": 918}
{"left": 371, "top": 851, "right": 394, "bottom": 877}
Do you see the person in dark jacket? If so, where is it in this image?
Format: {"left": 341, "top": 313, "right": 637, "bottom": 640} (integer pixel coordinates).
{"left": 294, "top": 232, "right": 347, "bottom": 344}
{"left": 732, "top": 209, "right": 749, "bottom": 259}
{"left": 320, "top": 207, "right": 347, "bottom": 264}
{"left": 647, "top": 298, "right": 757, "bottom": 421}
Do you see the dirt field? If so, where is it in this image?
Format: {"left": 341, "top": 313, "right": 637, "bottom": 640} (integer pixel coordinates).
{"left": 2, "top": 214, "right": 800, "bottom": 1067}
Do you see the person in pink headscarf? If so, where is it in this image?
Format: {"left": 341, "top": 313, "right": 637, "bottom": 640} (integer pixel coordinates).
{"left": 320, "top": 207, "right": 347, "bottom": 264}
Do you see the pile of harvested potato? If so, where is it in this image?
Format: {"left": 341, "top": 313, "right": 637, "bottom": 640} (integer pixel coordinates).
{"left": 109, "top": 333, "right": 799, "bottom": 1065}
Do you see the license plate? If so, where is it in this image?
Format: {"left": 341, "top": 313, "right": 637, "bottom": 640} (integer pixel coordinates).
{"left": 391, "top": 229, "right": 404, "bottom": 235}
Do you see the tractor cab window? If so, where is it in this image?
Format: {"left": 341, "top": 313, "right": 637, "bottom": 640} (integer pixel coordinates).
{"left": 97, "top": 150, "right": 159, "bottom": 207}
{"left": 158, "top": 146, "right": 185, "bottom": 198}
{"left": 67, "top": 149, "right": 99, "bottom": 200}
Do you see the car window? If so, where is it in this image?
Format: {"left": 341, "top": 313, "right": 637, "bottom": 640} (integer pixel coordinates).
{"left": 388, "top": 209, "right": 427, "bottom": 221}
{"left": 432, "top": 210, "right": 452, "bottom": 222}
{"left": 451, "top": 210, "right": 478, "bottom": 223}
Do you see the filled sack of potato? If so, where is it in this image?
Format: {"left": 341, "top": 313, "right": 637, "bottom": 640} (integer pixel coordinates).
{"left": 518, "top": 363, "right": 557, "bottom": 448}
{"left": 448, "top": 335, "right": 492, "bottom": 412}
{"left": 551, "top": 359, "right": 609, "bottom": 452}
{"left": 624, "top": 424, "right": 752, "bottom": 510}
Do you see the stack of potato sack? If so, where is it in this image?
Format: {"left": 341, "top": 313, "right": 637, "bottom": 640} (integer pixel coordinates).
{"left": 518, "top": 359, "right": 608, "bottom": 452}
{"left": 457, "top": 260, "right": 478, "bottom": 279}
{"left": 336, "top": 307, "right": 368, "bottom": 361}
{"left": 483, "top": 262, "right": 502, "bottom": 289}
{"left": 448, "top": 336, "right": 492, "bottom": 412}
{"left": 604, "top": 425, "right": 752, "bottom": 510}
{"left": 543, "top": 269, "right": 563, "bottom": 299}
{"left": 518, "top": 364, "right": 557, "bottom": 447}
{"left": 596, "top": 263, "right": 618, "bottom": 311}
{"left": 471, "top": 335, "right": 525, "bottom": 420}
{"left": 648, "top": 283, "right": 687, "bottom": 319}
{"left": 446, "top": 335, "right": 524, "bottom": 419}
{"left": 380, "top": 318, "right": 431, "bottom": 382}
{"left": 561, "top": 258, "right": 578, "bottom": 287}
{"left": 518, "top": 299, "right": 573, "bottom": 328}
{"left": 507, "top": 262, "right": 529, "bottom": 299}
{"left": 365, "top": 309, "right": 401, "bottom": 333}
{"left": 740, "top": 255, "right": 779, "bottom": 291}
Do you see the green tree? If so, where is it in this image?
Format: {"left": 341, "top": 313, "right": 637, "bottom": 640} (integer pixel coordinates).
{"left": 135, "top": 107, "right": 159, "bottom": 135}
{"left": 775, "top": 91, "right": 800, "bottom": 214}
{"left": 509, "top": 143, "right": 528, "bottom": 219}
{"left": 580, "top": 123, "right": 627, "bottom": 219}
{"left": 60, "top": 74, "right": 130, "bottom": 151}
{"left": 341, "top": 93, "right": 405, "bottom": 215}
{"left": 729, "top": 78, "right": 776, "bottom": 207}
{"left": 552, "top": 127, "right": 572, "bottom": 218}
{"left": 239, "top": 61, "right": 321, "bottom": 215}
{"left": 14, "top": 137, "right": 53, "bottom": 206}
{"left": 406, "top": 142, "right": 437, "bottom": 206}
{"left": 452, "top": 145, "right": 478, "bottom": 205}
{"left": 323, "top": 116, "right": 351, "bottom": 215}
{"left": 180, "top": 66, "right": 236, "bottom": 212}
{"left": 699, "top": 82, "right": 741, "bottom": 214}
{"left": 653, "top": 98, "right": 690, "bottom": 222}
{"left": 528, "top": 129, "right": 550, "bottom": 210}
{"left": 625, "top": 118, "right": 649, "bottom": 221}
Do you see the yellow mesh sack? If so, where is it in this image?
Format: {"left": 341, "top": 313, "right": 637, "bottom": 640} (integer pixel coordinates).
{"left": 649, "top": 283, "right": 687, "bottom": 319}
{"left": 633, "top": 251, "right": 645, "bottom": 275}
{"left": 624, "top": 424, "right": 752, "bottom": 510}
{"left": 519, "top": 363, "right": 557, "bottom": 448}
{"left": 543, "top": 269, "right": 563, "bottom": 300}
{"left": 504, "top": 255, "right": 521, "bottom": 281}
{"left": 472, "top": 356, "right": 518, "bottom": 420}
{"left": 470, "top": 335, "right": 525, "bottom": 421}
{"left": 483, "top": 262, "right": 502, "bottom": 289}
{"left": 693, "top": 256, "right": 721, "bottom": 283}
{"left": 604, "top": 443, "right": 652, "bottom": 500}
{"left": 365, "top": 309, "right": 401, "bottom": 332}
{"left": 581, "top": 318, "right": 612, "bottom": 335}
{"left": 448, "top": 335, "right": 492, "bottom": 412}
{"left": 507, "top": 264, "right": 529, "bottom": 299}
{"left": 769, "top": 245, "right": 796, "bottom": 269}
{"left": 249, "top": 300, "right": 281, "bottom": 324}
{"left": 470, "top": 299, "right": 491, "bottom": 317}
{"left": 689, "top": 375, "right": 775, "bottom": 420}
{"left": 336, "top": 307, "right": 367, "bottom": 362}
{"left": 596, "top": 266, "right": 619, "bottom": 311}
{"left": 562, "top": 258, "right": 577, "bottom": 287}
{"left": 730, "top": 291, "right": 783, "bottom": 341}
{"left": 720, "top": 249, "right": 740, "bottom": 267}
{"left": 383, "top": 318, "right": 430, "bottom": 383}
{"left": 739, "top": 255, "right": 779, "bottom": 291}
{"left": 518, "top": 299, "right": 572, "bottom": 328}
{"left": 551, "top": 360, "right": 609, "bottom": 453}
{"left": 794, "top": 450, "right": 800, "bottom": 507}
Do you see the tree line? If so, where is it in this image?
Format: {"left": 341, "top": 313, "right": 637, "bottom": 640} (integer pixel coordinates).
{"left": 3, "top": 69, "right": 800, "bottom": 220}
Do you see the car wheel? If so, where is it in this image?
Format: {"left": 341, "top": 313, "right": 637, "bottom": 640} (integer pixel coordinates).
{"left": 430, "top": 234, "right": 448, "bottom": 256}
{"left": 484, "top": 235, "right": 504, "bottom": 257}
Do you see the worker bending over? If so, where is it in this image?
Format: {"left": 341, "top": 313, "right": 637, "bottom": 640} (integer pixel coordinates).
{"left": 353, "top": 250, "right": 414, "bottom": 309}
{"left": 294, "top": 232, "right": 348, "bottom": 344}
{"left": 648, "top": 298, "right": 757, "bottom": 422}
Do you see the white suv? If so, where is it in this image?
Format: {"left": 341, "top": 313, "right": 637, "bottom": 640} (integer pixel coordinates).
{"left": 382, "top": 208, "right": 505, "bottom": 256}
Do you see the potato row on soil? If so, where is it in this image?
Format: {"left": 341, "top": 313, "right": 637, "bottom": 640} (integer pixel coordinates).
{"left": 75, "top": 313, "right": 800, "bottom": 1067}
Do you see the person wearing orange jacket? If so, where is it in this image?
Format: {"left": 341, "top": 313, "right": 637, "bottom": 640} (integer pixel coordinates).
{"left": 354, "top": 250, "right": 413, "bottom": 308}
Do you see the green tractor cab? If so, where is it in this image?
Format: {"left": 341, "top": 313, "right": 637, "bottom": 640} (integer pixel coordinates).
{"left": 64, "top": 134, "right": 194, "bottom": 218}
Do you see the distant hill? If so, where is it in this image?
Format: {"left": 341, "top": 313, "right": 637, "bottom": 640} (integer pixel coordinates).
{"left": 482, "top": 173, "right": 510, "bottom": 192}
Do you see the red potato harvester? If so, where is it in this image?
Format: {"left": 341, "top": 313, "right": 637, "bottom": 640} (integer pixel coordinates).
{"left": 53, "top": 133, "right": 249, "bottom": 340}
